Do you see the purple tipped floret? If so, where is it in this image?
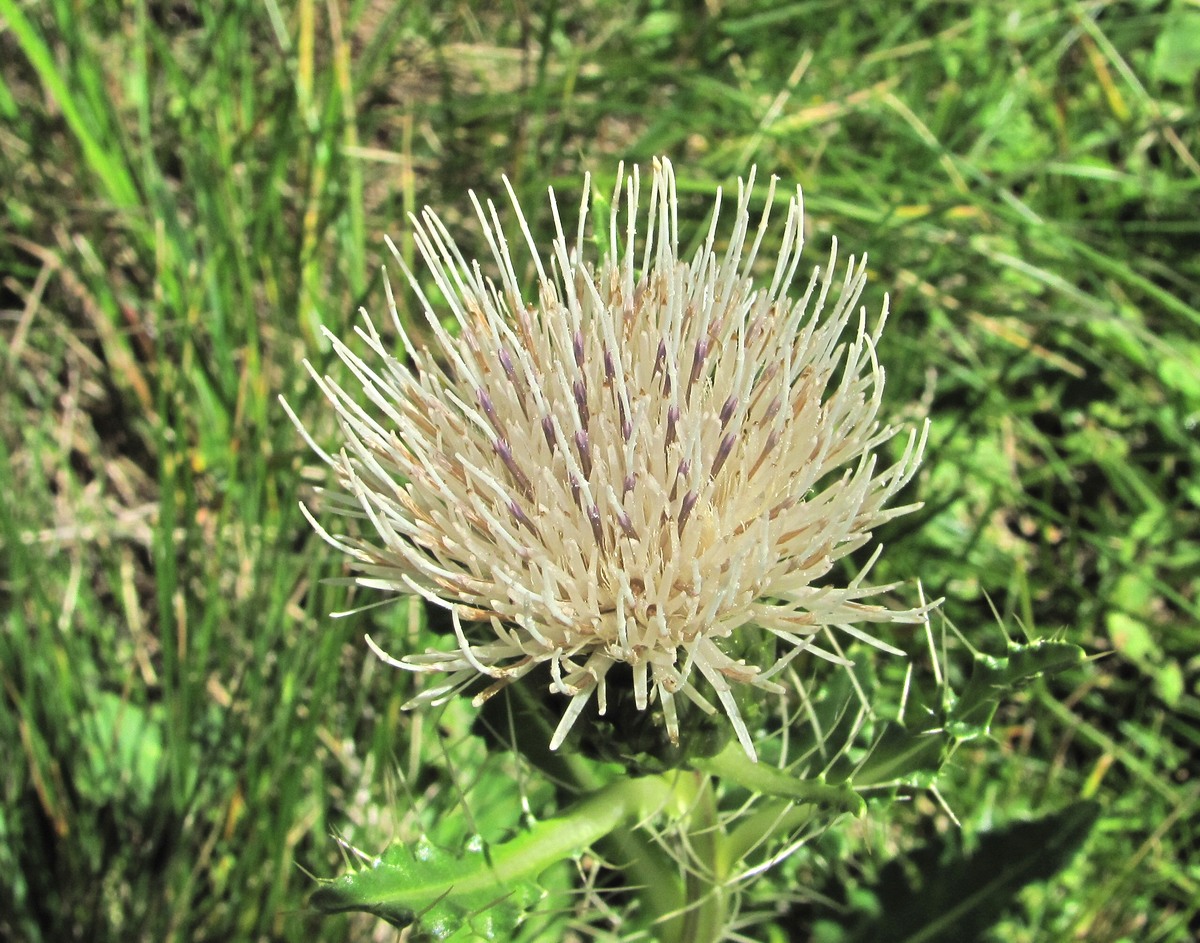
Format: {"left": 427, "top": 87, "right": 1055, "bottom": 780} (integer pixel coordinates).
{"left": 573, "top": 379, "right": 590, "bottom": 427}
{"left": 574, "top": 429, "right": 593, "bottom": 478}
{"left": 494, "top": 437, "right": 534, "bottom": 497}
{"left": 508, "top": 500, "right": 540, "bottom": 538}
{"left": 678, "top": 490, "right": 698, "bottom": 535}
{"left": 712, "top": 431, "right": 736, "bottom": 480}
{"left": 587, "top": 503, "right": 604, "bottom": 549}
{"left": 478, "top": 389, "right": 501, "bottom": 430}
{"left": 652, "top": 339, "right": 667, "bottom": 379}
{"left": 498, "top": 347, "right": 517, "bottom": 382}
{"left": 719, "top": 395, "right": 738, "bottom": 427}
{"left": 689, "top": 339, "right": 708, "bottom": 391}
{"left": 617, "top": 508, "right": 639, "bottom": 540}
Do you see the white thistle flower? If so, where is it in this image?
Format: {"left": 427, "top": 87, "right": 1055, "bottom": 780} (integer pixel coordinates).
{"left": 289, "top": 158, "right": 930, "bottom": 761}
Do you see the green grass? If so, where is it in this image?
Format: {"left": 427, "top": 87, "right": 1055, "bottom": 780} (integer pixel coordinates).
{"left": 1, "top": 0, "right": 1197, "bottom": 940}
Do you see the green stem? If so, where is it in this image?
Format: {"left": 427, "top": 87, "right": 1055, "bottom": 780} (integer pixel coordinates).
{"left": 490, "top": 776, "right": 674, "bottom": 888}
{"left": 502, "top": 685, "right": 688, "bottom": 938}
{"left": 599, "top": 819, "right": 686, "bottom": 942}
{"left": 694, "top": 741, "right": 866, "bottom": 815}
{"left": 676, "top": 772, "right": 730, "bottom": 943}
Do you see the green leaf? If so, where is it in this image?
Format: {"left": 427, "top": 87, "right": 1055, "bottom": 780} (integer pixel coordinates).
{"left": 841, "top": 716, "right": 947, "bottom": 789}
{"left": 825, "top": 640, "right": 1086, "bottom": 789}
{"left": 841, "top": 801, "right": 1101, "bottom": 943}
{"left": 947, "top": 640, "right": 1086, "bottom": 737}
{"left": 311, "top": 836, "right": 539, "bottom": 939}
{"left": 310, "top": 775, "right": 674, "bottom": 937}
{"left": 634, "top": 11, "right": 683, "bottom": 44}
{"left": 1152, "top": 7, "right": 1200, "bottom": 86}
{"left": 76, "top": 692, "right": 166, "bottom": 812}
{"left": 1108, "top": 611, "right": 1159, "bottom": 664}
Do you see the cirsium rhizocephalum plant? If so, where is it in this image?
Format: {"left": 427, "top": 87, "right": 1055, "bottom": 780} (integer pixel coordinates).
{"left": 288, "top": 160, "right": 1086, "bottom": 941}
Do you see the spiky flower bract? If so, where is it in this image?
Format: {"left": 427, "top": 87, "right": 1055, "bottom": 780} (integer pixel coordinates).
{"left": 291, "top": 158, "right": 929, "bottom": 761}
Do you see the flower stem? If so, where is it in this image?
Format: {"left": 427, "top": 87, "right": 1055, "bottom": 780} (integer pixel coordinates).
{"left": 500, "top": 685, "right": 689, "bottom": 937}
{"left": 694, "top": 741, "right": 865, "bottom": 815}
{"left": 675, "top": 771, "right": 730, "bottom": 943}
{"left": 494, "top": 775, "right": 675, "bottom": 883}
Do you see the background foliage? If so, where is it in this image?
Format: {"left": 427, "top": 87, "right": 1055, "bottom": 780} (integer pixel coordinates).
{"left": 1, "top": 0, "right": 1197, "bottom": 940}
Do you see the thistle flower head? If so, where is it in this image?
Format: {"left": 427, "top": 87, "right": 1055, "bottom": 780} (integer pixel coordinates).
{"left": 292, "top": 158, "right": 929, "bottom": 761}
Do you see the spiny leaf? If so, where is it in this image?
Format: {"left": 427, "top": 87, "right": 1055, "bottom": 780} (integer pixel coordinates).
{"left": 310, "top": 775, "right": 674, "bottom": 937}
{"left": 311, "top": 836, "right": 538, "bottom": 939}
{"left": 829, "top": 640, "right": 1086, "bottom": 788}
{"left": 947, "top": 640, "right": 1086, "bottom": 737}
